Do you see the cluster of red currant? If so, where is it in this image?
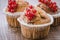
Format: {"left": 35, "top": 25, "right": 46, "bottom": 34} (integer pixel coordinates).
{"left": 8, "top": 0, "right": 18, "bottom": 13}
{"left": 38, "top": 0, "right": 58, "bottom": 12}
{"left": 25, "top": 5, "right": 37, "bottom": 20}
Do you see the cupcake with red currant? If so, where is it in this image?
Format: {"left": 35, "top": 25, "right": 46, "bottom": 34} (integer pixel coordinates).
{"left": 4, "top": 0, "right": 29, "bottom": 27}
{"left": 37, "top": 0, "right": 60, "bottom": 26}
{"left": 17, "top": 5, "right": 53, "bottom": 39}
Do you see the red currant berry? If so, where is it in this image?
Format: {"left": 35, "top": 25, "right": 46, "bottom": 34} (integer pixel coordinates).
{"left": 39, "top": 0, "right": 44, "bottom": 3}
{"left": 8, "top": 0, "right": 17, "bottom": 13}
{"left": 29, "top": 13, "right": 34, "bottom": 17}
{"left": 53, "top": 2, "right": 56, "bottom": 5}
{"left": 26, "top": 8, "right": 31, "bottom": 12}
{"left": 8, "top": 9, "right": 15, "bottom": 13}
{"left": 52, "top": 2, "right": 56, "bottom": 7}
{"left": 48, "top": 0, "right": 51, "bottom": 2}
{"left": 25, "top": 12, "right": 29, "bottom": 16}
{"left": 27, "top": 17, "right": 33, "bottom": 20}
{"left": 25, "top": 11, "right": 35, "bottom": 20}
{"left": 32, "top": 9, "right": 37, "bottom": 13}
{"left": 8, "top": 1, "right": 12, "bottom": 5}
{"left": 8, "top": 0, "right": 15, "bottom": 2}
{"left": 8, "top": 0, "right": 12, "bottom": 2}
{"left": 29, "top": 5, "right": 33, "bottom": 9}
{"left": 43, "top": 0, "right": 47, "bottom": 4}
{"left": 49, "top": 3, "right": 53, "bottom": 8}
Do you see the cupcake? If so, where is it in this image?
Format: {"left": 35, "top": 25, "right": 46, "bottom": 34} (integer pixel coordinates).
{"left": 18, "top": 5, "right": 53, "bottom": 39}
{"left": 4, "top": 0, "right": 29, "bottom": 27}
{"left": 37, "top": 0, "right": 60, "bottom": 26}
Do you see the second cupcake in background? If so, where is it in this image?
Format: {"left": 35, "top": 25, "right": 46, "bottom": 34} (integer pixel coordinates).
{"left": 18, "top": 5, "right": 53, "bottom": 39}
{"left": 37, "top": 0, "right": 60, "bottom": 26}
{"left": 4, "top": 0, "right": 29, "bottom": 27}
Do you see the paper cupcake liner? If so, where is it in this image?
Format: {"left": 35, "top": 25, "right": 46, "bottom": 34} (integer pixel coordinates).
{"left": 51, "top": 17, "right": 60, "bottom": 26}
{"left": 17, "top": 13, "right": 53, "bottom": 39}
{"left": 3, "top": 8, "right": 24, "bottom": 28}
{"left": 6, "top": 14, "right": 20, "bottom": 27}
{"left": 51, "top": 8, "right": 60, "bottom": 26}
{"left": 21, "top": 25, "right": 50, "bottom": 39}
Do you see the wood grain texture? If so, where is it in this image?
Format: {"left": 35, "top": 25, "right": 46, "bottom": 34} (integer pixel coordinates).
{"left": 0, "top": 0, "right": 60, "bottom": 40}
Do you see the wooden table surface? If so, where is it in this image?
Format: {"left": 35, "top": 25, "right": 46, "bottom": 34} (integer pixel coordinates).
{"left": 0, "top": 0, "right": 60, "bottom": 40}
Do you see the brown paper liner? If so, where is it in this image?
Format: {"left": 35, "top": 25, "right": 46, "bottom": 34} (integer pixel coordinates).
{"left": 51, "top": 17, "right": 60, "bottom": 26}
{"left": 21, "top": 25, "right": 50, "bottom": 39}
{"left": 6, "top": 15, "right": 20, "bottom": 28}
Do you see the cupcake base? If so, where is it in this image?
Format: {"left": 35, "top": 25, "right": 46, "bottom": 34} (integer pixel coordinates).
{"left": 6, "top": 15, "right": 20, "bottom": 28}
{"left": 21, "top": 25, "right": 50, "bottom": 39}
{"left": 51, "top": 17, "right": 60, "bottom": 26}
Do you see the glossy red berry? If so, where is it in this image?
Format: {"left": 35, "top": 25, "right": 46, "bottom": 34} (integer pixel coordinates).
{"left": 32, "top": 9, "right": 37, "bottom": 13}
{"left": 8, "top": 0, "right": 15, "bottom": 4}
{"left": 8, "top": 9, "right": 15, "bottom": 13}
{"left": 29, "top": 12, "right": 35, "bottom": 17}
{"left": 43, "top": 0, "right": 47, "bottom": 4}
{"left": 49, "top": 3, "right": 53, "bottom": 8}
{"left": 52, "top": 2, "right": 56, "bottom": 7}
{"left": 25, "top": 7, "right": 36, "bottom": 20}
{"left": 26, "top": 8, "right": 31, "bottom": 12}
{"left": 49, "top": 2, "right": 57, "bottom": 12}
{"left": 48, "top": 0, "right": 51, "bottom": 2}
{"left": 39, "top": 0, "right": 44, "bottom": 3}
{"left": 38, "top": 0, "right": 58, "bottom": 12}
{"left": 29, "top": 5, "right": 33, "bottom": 9}
{"left": 53, "top": 2, "right": 56, "bottom": 5}
{"left": 8, "top": 0, "right": 15, "bottom": 2}
{"left": 27, "top": 13, "right": 35, "bottom": 20}
{"left": 27, "top": 17, "right": 33, "bottom": 20}
{"left": 53, "top": 7, "right": 57, "bottom": 11}
{"left": 25, "top": 5, "right": 37, "bottom": 20}
{"left": 8, "top": 0, "right": 17, "bottom": 13}
{"left": 25, "top": 12, "right": 29, "bottom": 16}
{"left": 8, "top": 0, "right": 11, "bottom": 1}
